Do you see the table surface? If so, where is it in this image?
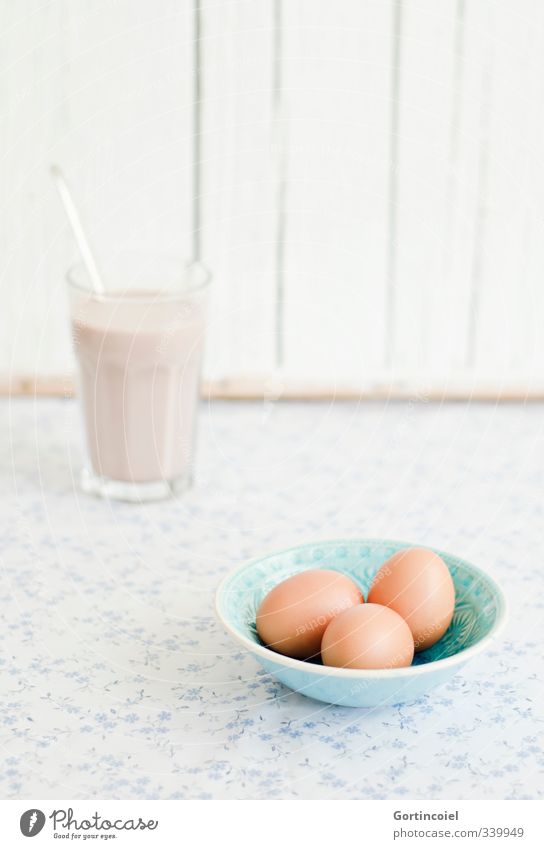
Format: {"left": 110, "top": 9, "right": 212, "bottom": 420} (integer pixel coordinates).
{"left": 1, "top": 398, "right": 542, "bottom": 800}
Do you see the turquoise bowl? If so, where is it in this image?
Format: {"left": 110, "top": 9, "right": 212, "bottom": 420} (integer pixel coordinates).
{"left": 215, "top": 538, "right": 508, "bottom": 707}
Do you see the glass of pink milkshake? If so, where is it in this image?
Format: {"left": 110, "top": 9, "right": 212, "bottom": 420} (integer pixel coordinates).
{"left": 67, "top": 252, "right": 210, "bottom": 501}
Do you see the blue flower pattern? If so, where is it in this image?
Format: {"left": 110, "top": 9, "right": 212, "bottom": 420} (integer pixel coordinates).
{"left": 0, "top": 399, "right": 542, "bottom": 799}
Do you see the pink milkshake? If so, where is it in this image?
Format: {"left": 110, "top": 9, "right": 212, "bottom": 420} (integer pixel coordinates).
{"left": 68, "top": 257, "right": 209, "bottom": 501}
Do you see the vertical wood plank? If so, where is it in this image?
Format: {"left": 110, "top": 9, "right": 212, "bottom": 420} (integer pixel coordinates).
{"left": 518, "top": 1, "right": 544, "bottom": 376}
{"left": 0, "top": 0, "right": 72, "bottom": 377}
{"left": 60, "top": 0, "right": 194, "bottom": 263}
{"left": 280, "top": 1, "right": 392, "bottom": 385}
{"left": 391, "top": 0, "right": 465, "bottom": 377}
{"left": 433, "top": 0, "right": 493, "bottom": 377}
{"left": 385, "top": 0, "right": 403, "bottom": 368}
{"left": 201, "top": 0, "right": 277, "bottom": 382}
{"left": 273, "top": 0, "right": 287, "bottom": 368}
{"left": 192, "top": 0, "right": 203, "bottom": 263}
{"left": 471, "top": 0, "right": 544, "bottom": 377}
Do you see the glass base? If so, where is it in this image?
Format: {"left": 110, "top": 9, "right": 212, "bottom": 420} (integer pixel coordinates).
{"left": 80, "top": 467, "right": 192, "bottom": 502}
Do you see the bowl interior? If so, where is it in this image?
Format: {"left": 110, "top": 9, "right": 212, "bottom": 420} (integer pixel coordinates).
{"left": 218, "top": 539, "right": 505, "bottom": 667}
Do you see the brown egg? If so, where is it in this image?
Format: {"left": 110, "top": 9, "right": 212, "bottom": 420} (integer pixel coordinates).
{"left": 321, "top": 603, "right": 414, "bottom": 669}
{"left": 367, "top": 547, "right": 455, "bottom": 651}
{"left": 256, "top": 569, "right": 363, "bottom": 660}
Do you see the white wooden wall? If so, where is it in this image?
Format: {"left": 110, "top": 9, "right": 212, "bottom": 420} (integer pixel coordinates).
{"left": 1, "top": 0, "right": 544, "bottom": 394}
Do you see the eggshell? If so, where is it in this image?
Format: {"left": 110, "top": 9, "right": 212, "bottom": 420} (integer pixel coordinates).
{"left": 256, "top": 569, "right": 363, "bottom": 660}
{"left": 367, "top": 547, "right": 455, "bottom": 651}
{"left": 321, "top": 603, "right": 414, "bottom": 669}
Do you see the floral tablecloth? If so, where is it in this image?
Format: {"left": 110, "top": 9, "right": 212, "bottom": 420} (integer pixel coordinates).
{"left": 0, "top": 398, "right": 542, "bottom": 799}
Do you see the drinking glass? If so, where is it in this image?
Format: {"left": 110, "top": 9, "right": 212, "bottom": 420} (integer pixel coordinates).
{"left": 67, "top": 252, "right": 210, "bottom": 501}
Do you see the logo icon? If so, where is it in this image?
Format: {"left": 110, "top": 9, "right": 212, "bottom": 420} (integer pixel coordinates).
{"left": 20, "top": 810, "right": 46, "bottom": 837}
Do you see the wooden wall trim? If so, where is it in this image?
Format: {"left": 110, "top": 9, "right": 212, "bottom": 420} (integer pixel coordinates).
{"left": 3, "top": 375, "right": 544, "bottom": 402}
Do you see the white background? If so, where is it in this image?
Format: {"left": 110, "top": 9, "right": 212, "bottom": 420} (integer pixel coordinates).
{"left": 1, "top": 800, "right": 539, "bottom": 847}
{"left": 2, "top": 0, "right": 544, "bottom": 392}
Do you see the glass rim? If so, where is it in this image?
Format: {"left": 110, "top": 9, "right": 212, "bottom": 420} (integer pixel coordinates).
{"left": 66, "top": 253, "right": 211, "bottom": 303}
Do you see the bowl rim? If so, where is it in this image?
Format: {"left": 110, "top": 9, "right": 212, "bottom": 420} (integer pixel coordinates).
{"left": 215, "top": 537, "right": 509, "bottom": 680}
